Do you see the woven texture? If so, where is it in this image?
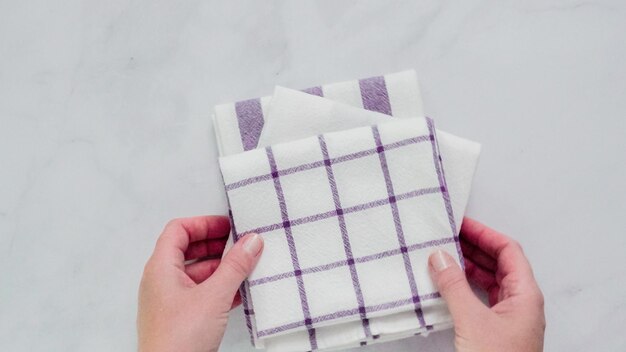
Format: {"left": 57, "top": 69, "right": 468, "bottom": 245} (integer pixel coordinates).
{"left": 257, "top": 87, "right": 481, "bottom": 233}
{"left": 219, "top": 118, "right": 461, "bottom": 351}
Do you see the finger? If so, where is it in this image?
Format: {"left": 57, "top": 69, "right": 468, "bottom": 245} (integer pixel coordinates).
{"left": 460, "top": 217, "right": 512, "bottom": 258}
{"left": 204, "top": 233, "right": 263, "bottom": 302}
{"left": 231, "top": 291, "right": 242, "bottom": 310}
{"left": 464, "top": 258, "right": 501, "bottom": 306}
{"left": 185, "top": 259, "right": 221, "bottom": 283}
{"left": 461, "top": 237, "right": 496, "bottom": 272}
{"left": 428, "top": 249, "right": 487, "bottom": 325}
{"left": 462, "top": 218, "right": 539, "bottom": 298}
{"left": 163, "top": 216, "right": 230, "bottom": 243}
{"left": 185, "top": 238, "right": 228, "bottom": 261}
{"left": 461, "top": 218, "right": 534, "bottom": 278}
{"left": 488, "top": 285, "right": 501, "bottom": 306}
{"left": 464, "top": 257, "right": 497, "bottom": 292}
{"left": 154, "top": 216, "right": 231, "bottom": 268}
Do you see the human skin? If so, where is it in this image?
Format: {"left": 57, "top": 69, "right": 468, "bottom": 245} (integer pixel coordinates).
{"left": 138, "top": 216, "right": 544, "bottom": 352}
{"left": 137, "top": 216, "right": 263, "bottom": 352}
{"left": 429, "top": 217, "right": 545, "bottom": 352}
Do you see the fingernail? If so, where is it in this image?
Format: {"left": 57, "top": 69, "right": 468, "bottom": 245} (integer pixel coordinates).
{"left": 430, "top": 249, "right": 453, "bottom": 272}
{"left": 243, "top": 233, "right": 263, "bottom": 256}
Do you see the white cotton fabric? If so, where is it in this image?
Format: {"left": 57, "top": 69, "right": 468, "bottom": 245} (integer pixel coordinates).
{"left": 213, "top": 71, "right": 481, "bottom": 351}
{"left": 258, "top": 87, "right": 481, "bottom": 233}
{"left": 220, "top": 118, "right": 463, "bottom": 351}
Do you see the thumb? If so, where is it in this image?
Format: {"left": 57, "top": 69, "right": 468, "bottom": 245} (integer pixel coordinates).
{"left": 204, "top": 233, "right": 264, "bottom": 300}
{"left": 428, "top": 249, "right": 485, "bottom": 324}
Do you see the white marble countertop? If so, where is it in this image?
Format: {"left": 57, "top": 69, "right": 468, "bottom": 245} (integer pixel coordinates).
{"left": 1, "top": 1, "right": 625, "bottom": 351}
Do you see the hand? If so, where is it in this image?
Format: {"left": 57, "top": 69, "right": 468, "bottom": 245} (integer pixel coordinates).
{"left": 428, "top": 217, "right": 545, "bottom": 352}
{"left": 137, "top": 216, "right": 263, "bottom": 352}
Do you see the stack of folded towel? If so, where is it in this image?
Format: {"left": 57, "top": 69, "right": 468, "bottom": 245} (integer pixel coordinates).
{"left": 213, "top": 71, "right": 480, "bottom": 351}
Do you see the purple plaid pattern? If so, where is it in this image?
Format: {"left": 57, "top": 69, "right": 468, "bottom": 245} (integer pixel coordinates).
{"left": 318, "top": 134, "right": 372, "bottom": 338}
{"left": 426, "top": 118, "right": 464, "bottom": 266}
{"left": 257, "top": 292, "right": 443, "bottom": 337}
{"left": 266, "top": 148, "right": 318, "bottom": 349}
{"left": 224, "top": 135, "right": 431, "bottom": 193}
{"left": 248, "top": 236, "right": 456, "bottom": 287}
{"left": 371, "top": 125, "right": 426, "bottom": 327}
{"left": 220, "top": 118, "right": 457, "bottom": 349}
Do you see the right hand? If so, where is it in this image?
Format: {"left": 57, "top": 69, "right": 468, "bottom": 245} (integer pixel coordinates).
{"left": 428, "top": 217, "right": 545, "bottom": 352}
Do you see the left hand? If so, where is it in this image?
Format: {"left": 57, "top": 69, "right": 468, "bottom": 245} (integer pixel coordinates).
{"left": 137, "top": 216, "right": 263, "bottom": 352}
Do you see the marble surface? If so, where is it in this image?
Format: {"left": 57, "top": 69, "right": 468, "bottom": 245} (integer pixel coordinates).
{"left": 1, "top": 0, "right": 626, "bottom": 351}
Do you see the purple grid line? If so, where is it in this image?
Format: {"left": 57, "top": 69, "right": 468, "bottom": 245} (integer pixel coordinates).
{"left": 266, "top": 148, "right": 317, "bottom": 349}
{"left": 242, "top": 186, "right": 441, "bottom": 237}
{"left": 318, "top": 135, "right": 372, "bottom": 338}
{"left": 234, "top": 99, "right": 264, "bottom": 151}
{"left": 425, "top": 117, "right": 462, "bottom": 267}
{"left": 226, "top": 204, "right": 256, "bottom": 345}
{"left": 256, "top": 292, "right": 442, "bottom": 338}
{"left": 239, "top": 283, "right": 255, "bottom": 345}
{"left": 372, "top": 125, "right": 426, "bottom": 328}
{"left": 249, "top": 237, "right": 457, "bottom": 287}
{"left": 227, "top": 119, "right": 455, "bottom": 344}
{"left": 227, "top": 79, "right": 441, "bottom": 346}
{"left": 225, "top": 135, "right": 431, "bottom": 191}
{"left": 359, "top": 76, "right": 393, "bottom": 115}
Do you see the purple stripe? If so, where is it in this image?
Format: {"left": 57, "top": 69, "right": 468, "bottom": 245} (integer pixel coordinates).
{"left": 225, "top": 135, "right": 431, "bottom": 191}
{"left": 226, "top": 118, "right": 455, "bottom": 345}
{"left": 226, "top": 204, "right": 256, "bottom": 344}
{"left": 359, "top": 76, "right": 392, "bottom": 115}
{"left": 256, "top": 292, "right": 442, "bottom": 338}
{"left": 225, "top": 173, "right": 274, "bottom": 192}
{"left": 249, "top": 236, "right": 457, "bottom": 287}
{"left": 234, "top": 99, "right": 264, "bottom": 151}
{"left": 302, "top": 86, "right": 324, "bottom": 97}
{"left": 357, "top": 237, "right": 457, "bottom": 264}
{"left": 243, "top": 186, "right": 441, "bottom": 237}
{"left": 266, "top": 148, "right": 317, "bottom": 349}
{"left": 239, "top": 283, "right": 255, "bottom": 345}
{"left": 318, "top": 135, "right": 371, "bottom": 338}
{"left": 372, "top": 125, "right": 426, "bottom": 327}
{"left": 425, "top": 117, "right": 462, "bottom": 267}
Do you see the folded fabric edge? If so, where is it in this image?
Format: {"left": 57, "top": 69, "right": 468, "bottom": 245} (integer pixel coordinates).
{"left": 219, "top": 118, "right": 459, "bottom": 342}
{"left": 212, "top": 69, "right": 418, "bottom": 109}
{"left": 219, "top": 122, "right": 480, "bottom": 350}
{"left": 212, "top": 70, "right": 420, "bottom": 156}
{"left": 211, "top": 114, "right": 225, "bottom": 157}
{"left": 262, "top": 311, "right": 454, "bottom": 352}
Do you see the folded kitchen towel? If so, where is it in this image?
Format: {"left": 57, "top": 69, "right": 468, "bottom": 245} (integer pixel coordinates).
{"left": 258, "top": 87, "right": 481, "bottom": 235}
{"left": 213, "top": 70, "right": 423, "bottom": 156}
{"left": 235, "top": 88, "right": 480, "bottom": 351}
{"left": 219, "top": 118, "right": 463, "bottom": 351}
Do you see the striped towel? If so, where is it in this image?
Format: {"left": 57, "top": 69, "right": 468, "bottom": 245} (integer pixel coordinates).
{"left": 213, "top": 71, "right": 423, "bottom": 157}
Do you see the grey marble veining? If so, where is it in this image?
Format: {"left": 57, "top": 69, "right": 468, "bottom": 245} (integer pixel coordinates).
{"left": 1, "top": 1, "right": 625, "bottom": 351}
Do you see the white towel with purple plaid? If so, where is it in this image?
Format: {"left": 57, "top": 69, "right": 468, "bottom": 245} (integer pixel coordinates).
{"left": 257, "top": 87, "right": 481, "bottom": 233}
{"left": 253, "top": 87, "right": 480, "bottom": 351}
{"left": 219, "top": 118, "right": 463, "bottom": 351}
{"left": 213, "top": 71, "right": 480, "bottom": 350}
